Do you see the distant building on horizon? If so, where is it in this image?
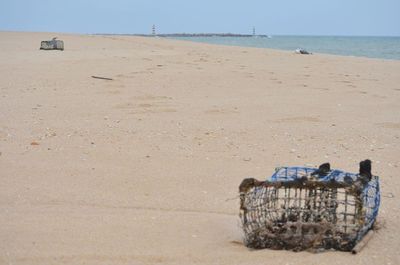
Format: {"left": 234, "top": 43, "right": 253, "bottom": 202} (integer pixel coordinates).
{"left": 152, "top": 24, "right": 156, "bottom": 36}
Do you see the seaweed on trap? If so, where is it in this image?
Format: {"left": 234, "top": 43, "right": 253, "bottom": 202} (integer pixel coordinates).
{"left": 239, "top": 161, "right": 380, "bottom": 252}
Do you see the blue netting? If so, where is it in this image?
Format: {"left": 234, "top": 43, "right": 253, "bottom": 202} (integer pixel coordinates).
{"left": 359, "top": 176, "right": 380, "bottom": 240}
{"left": 271, "top": 166, "right": 359, "bottom": 183}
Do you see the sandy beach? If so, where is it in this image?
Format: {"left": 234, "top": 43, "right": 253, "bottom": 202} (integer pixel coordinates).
{"left": 0, "top": 31, "right": 399, "bottom": 265}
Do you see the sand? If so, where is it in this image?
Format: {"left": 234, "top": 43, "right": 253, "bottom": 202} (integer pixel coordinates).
{"left": 0, "top": 31, "right": 399, "bottom": 265}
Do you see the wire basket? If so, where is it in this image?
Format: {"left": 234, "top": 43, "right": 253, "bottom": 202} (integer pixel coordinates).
{"left": 40, "top": 39, "right": 64, "bottom": 51}
{"left": 239, "top": 165, "right": 380, "bottom": 252}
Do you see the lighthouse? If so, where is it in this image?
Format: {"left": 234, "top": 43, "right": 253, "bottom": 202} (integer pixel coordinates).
{"left": 252, "top": 27, "right": 256, "bottom": 36}
{"left": 152, "top": 25, "right": 156, "bottom": 36}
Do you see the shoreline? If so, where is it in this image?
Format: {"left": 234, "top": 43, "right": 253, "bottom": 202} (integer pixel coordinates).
{"left": 166, "top": 35, "right": 400, "bottom": 61}
{"left": 1, "top": 30, "right": 399, "bottom": 60}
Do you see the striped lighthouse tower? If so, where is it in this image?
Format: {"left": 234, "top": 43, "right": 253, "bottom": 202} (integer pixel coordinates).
{"left": 152, "top": 25, "right": 156, "bottom": 36}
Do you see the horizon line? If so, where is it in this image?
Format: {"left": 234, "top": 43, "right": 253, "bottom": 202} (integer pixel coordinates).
{"left": 1, "top": 29, "right": 400, "bottom": 38}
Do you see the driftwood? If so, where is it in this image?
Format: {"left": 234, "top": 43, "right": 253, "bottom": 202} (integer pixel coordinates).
{"left": 351, "top": 230, "right": 374, "bottom": 254}
{"left": 91, "top": 76, "right": 113, "bottom": 81}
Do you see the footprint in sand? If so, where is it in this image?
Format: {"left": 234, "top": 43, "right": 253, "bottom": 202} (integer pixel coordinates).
{"left": 205, "top": 108, "right": 239, "bottom": 115}
{"left": 107, "top": 90, "right": 121, "bottom": 95}
{"left": 376, "top": 122, "right": 400, "bottom": 129}
{"left": 245, "top": 73, "right": 254, "bottom": 78}
{"left": 274, "top": 116, "right": 322, "bottom": 123}
{"left": 114, "top": 94, "right": 176, "bottom": 114}
{"left": 138, "top": 103, "right": 152, "bottom": 108}
{"left": 311, "top": 87, "right": 330, "bottom": 91}
{"left": 372, "top": 94, "right": 387, "bottom": 99}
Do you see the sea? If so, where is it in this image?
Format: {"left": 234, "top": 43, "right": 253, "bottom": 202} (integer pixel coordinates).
{"left": 169, "top": 36, "right": 400, "bottom": 60}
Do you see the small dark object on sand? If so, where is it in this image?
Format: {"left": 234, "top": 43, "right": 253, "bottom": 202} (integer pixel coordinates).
{"left": 295, "top": 48, "right": 312, "bottom": 55}
{"left": 91, "top": 76, "right": 113, "bottom": 81}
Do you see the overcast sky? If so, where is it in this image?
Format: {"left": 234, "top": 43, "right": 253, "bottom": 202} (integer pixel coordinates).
{"left": 0, "top": 0, "right": 399, "bottom": 36}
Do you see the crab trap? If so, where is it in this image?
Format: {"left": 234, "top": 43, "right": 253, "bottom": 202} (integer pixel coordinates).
{"left": 239, "top": 162, "right": 380, "bottom": 252}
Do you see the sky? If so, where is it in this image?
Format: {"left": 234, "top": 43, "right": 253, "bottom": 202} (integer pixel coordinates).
{"left": 0, "top": 0, "right": 399, "bottom": 36}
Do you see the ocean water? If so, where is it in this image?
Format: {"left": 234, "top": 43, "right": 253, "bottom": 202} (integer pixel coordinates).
{"left": 170, "top": 36, "right": 400, "bottom": 60}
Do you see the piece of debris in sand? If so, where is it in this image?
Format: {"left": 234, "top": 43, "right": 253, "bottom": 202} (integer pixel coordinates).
{"left": 91, "top": 76, "right": 114, "bottom": 81}
{"left": 295, "top": 48, "right": 312, "bottom": 55}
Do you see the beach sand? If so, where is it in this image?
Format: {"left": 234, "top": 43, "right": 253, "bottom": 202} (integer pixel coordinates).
{"left": 0, "top": 31, "right": 399, "bottom": 265}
